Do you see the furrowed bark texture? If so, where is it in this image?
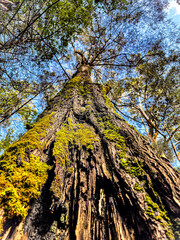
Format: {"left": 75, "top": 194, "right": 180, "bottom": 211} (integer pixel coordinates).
{"left": 1, "top": 67, "right": 180, "bottom": 240}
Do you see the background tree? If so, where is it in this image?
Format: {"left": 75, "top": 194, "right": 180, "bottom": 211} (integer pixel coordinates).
{"left": 110, "top": 49, "right": 180, "bottom": 160}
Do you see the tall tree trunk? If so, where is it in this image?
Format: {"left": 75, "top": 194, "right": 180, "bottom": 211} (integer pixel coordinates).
{"left": 1, "top": 66, "right": 180, "bottom": 240}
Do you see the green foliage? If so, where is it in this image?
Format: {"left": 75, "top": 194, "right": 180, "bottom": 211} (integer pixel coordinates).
{"left": 34, "top": 0, "right": 94, "bottom": 58}
{"left": 132, "top": 53, "right": 179, "bottom": 130}
{"left": 0, "top": 0, "right": 94, "bottom": 56}
{"left": 0, "top": 112, "right": 54, "bottom": 219}
{"left": 111, "top": 49, "right": 179, "bottom": 160}
{"left": 0, "top": 129, "right": 14, "bottom": 152}
{"left": 0, "top": 78, "right": 38, "bottom": 123}
{"left": 114, "top": 51, "right": 179, "bottom": 132}
{"left": 0, "top": 76, "right": 40, "bottom": 152}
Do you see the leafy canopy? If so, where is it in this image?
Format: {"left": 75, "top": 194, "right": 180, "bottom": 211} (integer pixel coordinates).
{"left": 0, "top": 0, "right": 179, "bottom": 162}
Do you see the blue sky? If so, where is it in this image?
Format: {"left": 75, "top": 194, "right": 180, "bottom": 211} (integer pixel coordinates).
{"left": 167, "top": 0, "right": 180, "bottom": 24}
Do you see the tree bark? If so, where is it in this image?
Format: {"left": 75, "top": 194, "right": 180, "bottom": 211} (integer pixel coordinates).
{"left": 1, "top": 66, "right": 180, "bottom": 240}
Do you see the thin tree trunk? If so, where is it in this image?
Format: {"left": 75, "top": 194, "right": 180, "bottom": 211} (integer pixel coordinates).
{"left": 1, "top": 65, "right": 180, "bottom": 240}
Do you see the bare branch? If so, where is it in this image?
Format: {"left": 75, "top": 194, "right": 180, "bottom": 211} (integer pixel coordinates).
{"left": 55, "top": 55, "right": 71, "bottom": 81}
{"left": 34, "top": 28, "right": 71, "bottom": 81}
{"left": 2, "top": 0, "right": 26, "bottom": 32}
{"left": 95, "top": 63, "right": 134, "bottom": 67}
{"left": 166, "top": 126, "right": 180, "bottom": 142}
{"left": 75, "top": 50, "right": 88, "bottom": 65}
{"left": 166, "top": 128, "right": 180, "bottom": 162}
{"left": 112, "top": 101, "right": 150, "bottom": 125}
{"left": 175, "top": 141, "right": 180, "bottom": 146}
{"left": 0, "top": 94, "right": 38, "bottom": 125}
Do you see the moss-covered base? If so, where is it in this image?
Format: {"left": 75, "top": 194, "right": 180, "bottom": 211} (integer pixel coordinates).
{"left": 0, "top": 112, "right": 54, "bottom": 225}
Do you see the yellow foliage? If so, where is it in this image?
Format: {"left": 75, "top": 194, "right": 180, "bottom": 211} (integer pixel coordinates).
{"left": 0, "top": 112, "right": 54, "bottom": 220}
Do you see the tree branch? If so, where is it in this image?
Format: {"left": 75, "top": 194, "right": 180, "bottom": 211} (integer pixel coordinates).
{"left": 166, "top": 128, "right": 180, "bottom": 162}
{"left": 2, "top": 0, "right": 26, "bottom": 33}
{"left": 75, "top": 50, "right": 88, "bottom": 65}
{"left": 112, "top": 101, "right": 149, "bottom": 125}
{"left": 1, "top": 0, "right": 61, "bottom": 50}
{"left": 166, "top": 126, "right": 180, "bottom": 142}
{"left": 0, "top": 94, "right": 38, "bottom": 125}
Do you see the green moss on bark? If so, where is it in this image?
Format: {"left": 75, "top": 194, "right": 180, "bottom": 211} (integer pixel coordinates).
{"left": 53, "top": 118, "right": 99, "bottom": 168}
{"left": 0, "top": 112, "right": 54, "bottom": 221}
{"left": 120, "top": 158, "right": 144, "bottom": 177}
{"left": 96, "top": 113, "right": 175, "bottom": 239}
{"left": 102, "top": 86, "right": 116, "bottom": 112}
{"left": 50, "top": 118, "right": 99, "bottom": 198}
{"left": 134, "top": 183, "right": 144, "bottom": 191}
{"left": 60, "top": 76, "right": 93, "bottom": 99}
{"left": 172, "top": 217, "right": 180, "bottom": 240}
{"left": 97, "top": 116, "right": 127, "bottom": 159}
{"left": 145, "top": 194, "right": 174, "bottom": 239}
